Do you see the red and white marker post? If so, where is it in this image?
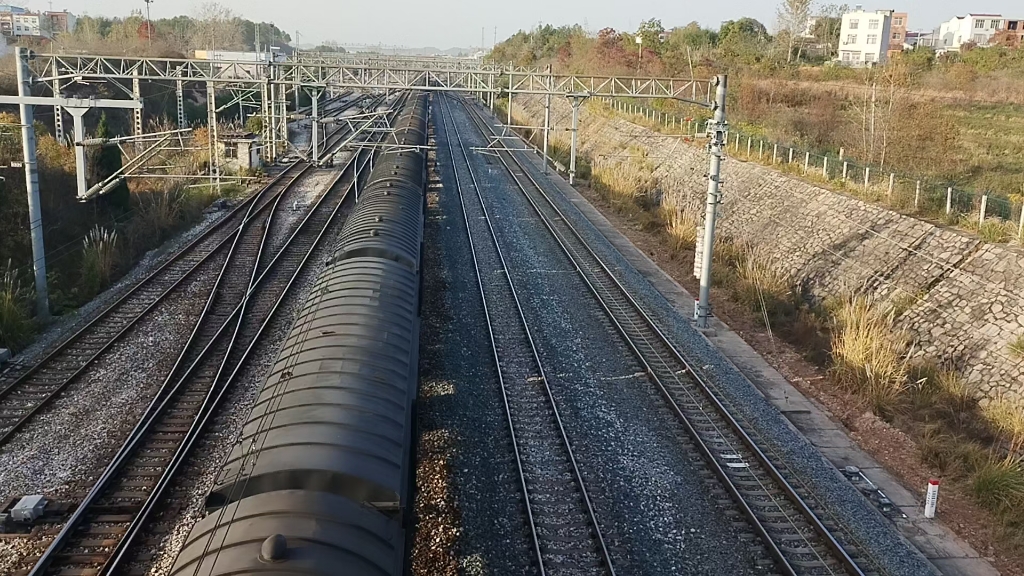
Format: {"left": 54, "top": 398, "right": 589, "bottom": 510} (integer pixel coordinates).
{"left": 924, "top": 479, "right": 940, "bottom": 518}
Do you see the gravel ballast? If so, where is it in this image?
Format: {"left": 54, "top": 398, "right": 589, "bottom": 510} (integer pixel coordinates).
{"left": 410, "top": 98, "right": 532, "bottom": 574}
{"left": 461, "top": 99, "right": 938, "bottom": 576}
{"left": 442, "top": 96, "right": 760, "bottom": 575}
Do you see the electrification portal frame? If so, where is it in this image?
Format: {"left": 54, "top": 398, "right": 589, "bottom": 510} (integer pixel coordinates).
{"left": 22, "top": 53, "right": 729, "bottom": 327}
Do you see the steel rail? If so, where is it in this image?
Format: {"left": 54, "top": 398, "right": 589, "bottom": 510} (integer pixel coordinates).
{"left": 167, "top": 94, "right": 413, "bottom": 576}
{"left": 25, "top": 127, "right": 374, "bottom": 576}
{"left": 104, "top": 149, "right": 374, "bottom": 574}
{"left": 438, "top": 92, "right": 616, "bottom": 575}
{"left": 0, "top": 96, "right": 366, "bottom": 448}
{"left": 457, "top": 95, "right": 869, "bottom": 576}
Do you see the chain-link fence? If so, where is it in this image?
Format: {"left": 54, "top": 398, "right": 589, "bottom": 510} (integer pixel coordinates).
{"left": 598, "top": 97, "right": 1024, "bottom": 244}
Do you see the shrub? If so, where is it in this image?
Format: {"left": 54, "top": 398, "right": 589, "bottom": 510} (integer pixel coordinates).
{"left": 0, "top": 260, "right": 35, "bottom": 352}
{"left": 829, "top": 295, "right": 912, "bottom": 418}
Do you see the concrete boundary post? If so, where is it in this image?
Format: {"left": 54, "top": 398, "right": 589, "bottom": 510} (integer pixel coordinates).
{"left": 946, "top": 187, "right": 953, "bottom": 215}
{"left": 979, "top": 195, "right": 988, "bottom": 225}
{"left": 888, "top": 173, "right": 895, "bottom": 198}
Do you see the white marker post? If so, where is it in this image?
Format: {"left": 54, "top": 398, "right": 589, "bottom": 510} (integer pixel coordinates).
{"left": 924, "top": 479, "right": 939, "bottom": 518}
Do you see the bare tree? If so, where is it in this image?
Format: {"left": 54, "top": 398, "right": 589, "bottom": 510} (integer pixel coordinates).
{"left": 776, "top": 0, "right": 813, "bottom": 62}
{"left": 190, "top": 3, "right": 244, "bottom": 52}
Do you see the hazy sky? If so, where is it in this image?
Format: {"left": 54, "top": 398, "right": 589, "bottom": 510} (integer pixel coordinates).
{"left": 29, "top": 0, "right": 1024, "bottom": 48}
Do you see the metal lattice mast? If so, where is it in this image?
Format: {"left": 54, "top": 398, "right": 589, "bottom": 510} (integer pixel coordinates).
{"left": 52, "top": 78, "right": 64, "bottom": 143}
{"left": 206, "top": 81, "right": 218, "bottom": 188}
{"left": 176, "top": 80, "right": 187, "bottom": 128}
{"left": 132, "top": 70, "right": 143, "bottom": 138}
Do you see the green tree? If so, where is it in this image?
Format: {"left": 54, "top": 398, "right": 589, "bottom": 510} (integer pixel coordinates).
{"left": 719, "top": 18, "right": 769, "bottom": 44}
{"left": 93, "top": 113, "right": 130, "bottom": 211}
{"left": 636, "top": 18, "right": 666, "bottom": 53}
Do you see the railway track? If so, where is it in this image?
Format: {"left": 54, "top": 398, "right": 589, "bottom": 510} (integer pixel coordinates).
{"left": 439, "top": 94, "right": 615, "bottom": 576}
{"left": 0, "top": 96, "right": 364, "bottom": 449}
{"left": 19, "top": 95, "right": 402, "bottom": 576}
{"left": 455, "top": 95, "right": 878, "bottom": 576}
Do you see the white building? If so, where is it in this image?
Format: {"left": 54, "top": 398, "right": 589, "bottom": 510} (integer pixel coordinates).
{"left": 937, "top": 14, "right": 1004, "bottom": 51}
{"left": 838, "top": 7, "right": 894, "bottom": 66}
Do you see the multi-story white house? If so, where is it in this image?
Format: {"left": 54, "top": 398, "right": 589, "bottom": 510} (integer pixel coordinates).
{"left": 937, "top": 14, "right": 1004, "bottom": 51}
{"left": 838, "top": 7, "right": 894, "bottom": 66}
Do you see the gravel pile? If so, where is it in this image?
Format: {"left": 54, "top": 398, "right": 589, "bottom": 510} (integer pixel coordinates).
{"left": 446, "top": 98, "right": 760, "bottom": 575}
{"left": 472, "top": 100, "right": 939, "bottom": 576}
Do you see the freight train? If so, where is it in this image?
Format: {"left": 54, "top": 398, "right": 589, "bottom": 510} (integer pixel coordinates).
{"left": 168, "top": 91, "right": 429, "bottom": 576}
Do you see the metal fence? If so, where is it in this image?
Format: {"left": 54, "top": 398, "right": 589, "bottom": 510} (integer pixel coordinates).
{"left": 597, "top": 96, "right": 1024, "bottom": 244}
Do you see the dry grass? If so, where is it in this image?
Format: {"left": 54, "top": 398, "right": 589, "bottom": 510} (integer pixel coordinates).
{"left": 971, "top": 457, "right": 1024, "bottom": 515}
{"left": 663, "top": 206, "right": 698, "bottom": 251}
{"left": 984, "top": 399, "right": 1024, "bottom": 456}
{"left": 829, "top": 295, "right": 913, "bottom": 418}
{"left": 731, "top": 245, "right": 795, "bottom": 322}
{"left": 81, "top": 226, "right": 119, "bottom": 299}
{"left": 590, "top": 151, "right": 657, "bottom": 208}
{"left": 959, "top": 215, "right": 1018, "bottom": 244}
{"left": 0, "top": 259, "right": 34, "bottom": 352}
{"left": 1008, "top": 334, "right": 1024, "bottom": 360}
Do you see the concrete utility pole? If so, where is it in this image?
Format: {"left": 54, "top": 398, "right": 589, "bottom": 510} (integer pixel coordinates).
{"left": 695, "top": 74, "right": 728, "bottom": 330}
{"left": 16, "top": 47, "right": 48, "bottom": 320}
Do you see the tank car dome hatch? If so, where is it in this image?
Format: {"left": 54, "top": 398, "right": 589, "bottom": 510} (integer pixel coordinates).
{"left": 170, "top": 490, "right": 404, "bottom": 576}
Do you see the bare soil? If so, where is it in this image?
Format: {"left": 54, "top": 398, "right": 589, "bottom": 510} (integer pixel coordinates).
{"left": 574, "top": 183, "right": 1023, "bottom": 576}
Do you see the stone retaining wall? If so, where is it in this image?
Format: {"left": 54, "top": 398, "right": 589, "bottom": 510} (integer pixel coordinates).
{"left": 514, "top": 95, "right": 1024, "bottom": 403}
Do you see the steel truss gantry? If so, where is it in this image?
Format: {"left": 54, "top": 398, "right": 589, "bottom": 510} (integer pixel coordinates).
{"left": 31, "top": 54, "right": 714, "bottom": 100}
{"left": 23, "top": 53, "right": 729, "bottom": 327}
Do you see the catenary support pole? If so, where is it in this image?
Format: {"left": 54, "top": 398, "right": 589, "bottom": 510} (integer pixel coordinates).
{"left": 695, "top": 74, "right": 727, "bottom": 330}
{"left": 176, "top": 80, "right": 187, "bottom": 128}
{"left": 207, "top": 81, "right": 218, "bottom": 189}
{"left": 542, "top": 65, "right": 552, "bottom": 173}
{"left": 507, "top": 66, "right": 514, "bottom": 126}
{"left": 568, "top": 95, "right": 585, "bottom": 185}
{"left": 132, "top": 70, "right": 143, "bottom": 140}
{"left": 310, "top": 88, "right": 320, "bottom": 165}
{"left": 16, "top": 47, "right": 49, "bottom": 320}
{"left": 67, "top": 108, "right": 89, "bottom": 199}
{"left": 52, "top": 78, "right": 63, "bottom": 143}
